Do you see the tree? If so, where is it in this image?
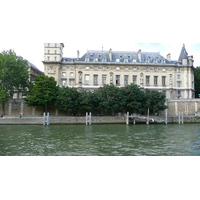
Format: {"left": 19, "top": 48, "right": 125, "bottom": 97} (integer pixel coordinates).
{"left": 144, "top": 89, "right": 167, "bottom": 114}
{"left": 119, "top": 84, "right": 145, "bottom": 113}
{"left": 0, "top": 50, "right": 30, "bottom": 114}
{"left": 55, "top": 86, "right": 80, "bottom": 114}
{"left": 25, "top": 75, "right": 58, "bottom": 113}
{"left": 194, "top": 67, "right": 200, "bottom": 98}
{"left": 95, "top": 84, "right": 121, "bottom": 114}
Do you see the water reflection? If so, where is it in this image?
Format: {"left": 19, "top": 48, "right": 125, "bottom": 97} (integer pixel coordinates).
{"left": 0, "top": 124, "right": 200, "bottom": 156}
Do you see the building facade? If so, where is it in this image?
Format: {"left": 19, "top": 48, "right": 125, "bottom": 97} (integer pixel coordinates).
{"left": 43, "top": 43, "right": 195, "bottom": 99}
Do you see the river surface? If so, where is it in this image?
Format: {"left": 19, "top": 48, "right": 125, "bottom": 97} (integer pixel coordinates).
{"left": 0, "top": 124, "right": 200, "bottom": 156}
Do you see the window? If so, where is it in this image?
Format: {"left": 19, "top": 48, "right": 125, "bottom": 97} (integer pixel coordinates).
{"left": 133, "top": 59, "right": 137, "bottom": 63}
{"left": 133, "top": 67, "right": 137, "bottom": 71}
{"left": 55, "top": 57, "right": 57, "bottom": 61}
{"left": 47, "top": 56, "right": 50, "bottom": 61}
{"left": 95, "top": 58, "right": 98, "bottom": 62}
{"left": 85, "top": 57, "right": 89, "bottom": 62}
{"left": 55, "top": 50, "right": 57, "bottom": 54}
{"left": 102, "top": 57, "right": 107, "bottom": 62}
{"left": 177, "top": 74, "right": 181, "bottom": 79}
{"left": 162, "top": 68, "right": 166, "bottom": 72}
{"left": 94, "top": 75, "right": 98, "bottom": 85}
{"left": 133, "top": 75, "right": 137, "bottom": 84}
{"left": 48, "top": 43, "right": 50, "bottom": 47}
{"left": 146, "top": 76, "right": 150, "bottom": 86}
{"left": 162, "top": 76, "right": 166, "bottom": 86}
{"left": 124, "top": 67, "right": 128, "bottom": 71}
{"left": 124, "top": 75, "right": 128, "bottom": 85}
{"left": 116, "top": 75, "right": 120, "bottom": 85}
{"left": 62, "top": 66, "right": 66, "bottom": 70}
{"left": 48, "top": 50, "right": 50, "bottom": 54}
{"left": 94, "top": 66, "right": 98, "bottom": 70}
{"left": 85, "top": 75, "right": 90, "bottom": 85}
{"left": 69, "top": 80, "right": 74, "bottom": 86}
{"left": 70, "top": 72, "right": 74, "bottom": 77}
{"left": 177, "top": 81, "right": 181, "bottom": 87}
{"left": 86, "top": 66, "right": 89, "bottom": 70}
{"left": 102, "top": 66, "right": 107, "bottom": 70}
{"left": 70, "top": 66, "right": 74, "bottom": 70}
{"left": 102, "top": 75, "right": 107, "bottom": 85}
{"left": 116, "top": 58, "right": 120, "bottom": 62}
{"left": 154, "top": 76, "right": 158, "bottom": 86}
{"left": 116, "top": 67, "right": 120, "bottom": 70}
{"left": 62, "top": 80, "right": 66, "bottom": 86}
{"left": 55, "top": 43, "right": 57, "bottom": 47}
{"left": 146, "top": 67, "right": 149, "bottom": 71}
{"left": 62, "top": 72, "right": 66, "bottom": 77}
{"left": 177, "top": 68, "right": 181, "bottom": 72}
{"left": 154, "top": 68, "right": 158, "bottom": 72}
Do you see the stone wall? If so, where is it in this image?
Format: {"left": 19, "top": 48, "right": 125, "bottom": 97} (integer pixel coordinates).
{"left": 1, "top": 99, "right": 200, "bottom": 117}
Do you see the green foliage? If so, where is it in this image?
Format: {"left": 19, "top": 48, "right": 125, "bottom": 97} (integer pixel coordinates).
{"left": 25, "top": 74, "right": 58, "bottom": 112}
{"left": 0, "top": 50, "right": 30, "bottom": 114}
{"left": 55, "top": 87, "right": 80, "bottom": 112}
{"left": 144, "top": 90, "right": 168, "bottom": 114}
{"left": 0, "top": 50, "right": 30, "bottom": 98}
{"left": 95, "top": 84, "right": 121, "bottom": 112}
{"left": 194, "top": 67, "right": 200, "bottom": 98}
{"left": 119, "top": 84, "right": 145, "bottom": 113}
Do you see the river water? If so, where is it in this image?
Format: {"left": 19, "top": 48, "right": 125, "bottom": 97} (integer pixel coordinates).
{"left": 0, "top": 124, "right": 200, "bottom": 156}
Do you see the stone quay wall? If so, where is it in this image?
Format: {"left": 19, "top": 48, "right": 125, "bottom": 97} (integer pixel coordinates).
{"left": 1, "top": 99, "right": 200, "bottom": 124}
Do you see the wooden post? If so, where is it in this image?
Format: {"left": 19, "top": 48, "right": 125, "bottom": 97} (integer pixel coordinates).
{"left": 178, "top": 112, "right": 180, "bottom": 124}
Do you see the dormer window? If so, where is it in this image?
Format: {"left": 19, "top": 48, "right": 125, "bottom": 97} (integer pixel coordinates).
{"left": 133, "top": 59, "right": 137, "bottom": 63}
{"left": 102, "top": 57, "right": 107, "bottom": 62}
{"left": 95, "top": 57, "right": 98, "bottom": 62}
{"left": 124, "top": 57, "right": 128, "bottom": 63}
{"left": 85, "top": 57, "right": 89, "bottom": 62}
{"left": 116, "top": 58, "right": 120, "bottom": 62}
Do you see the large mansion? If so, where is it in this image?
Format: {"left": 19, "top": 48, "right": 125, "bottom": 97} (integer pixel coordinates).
{"left": 43, "top": 43, "right": 195, "bottom": 99}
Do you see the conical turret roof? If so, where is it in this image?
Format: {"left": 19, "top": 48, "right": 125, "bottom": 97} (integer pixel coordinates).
{"left": 178, "top": 44, "right": 188, "bottom": 62}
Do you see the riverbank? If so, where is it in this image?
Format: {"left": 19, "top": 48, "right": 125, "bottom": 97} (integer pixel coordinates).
{"left": 0, "top": 115, "right": 200, "bottom": 125}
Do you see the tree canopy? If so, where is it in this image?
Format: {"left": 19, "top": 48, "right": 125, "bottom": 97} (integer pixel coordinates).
{"left": 0, "top": 50, "right": 30, "bottom": 114}
{"left": 25, "top": 74, "right": 59, "bottom": 113}
{"left": 53, "top": 84, "right": 167, "bottom": 115}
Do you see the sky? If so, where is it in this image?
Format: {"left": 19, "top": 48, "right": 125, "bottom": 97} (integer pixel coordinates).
{"left": 1, "top": 0, "right": 200, "bottom": 72}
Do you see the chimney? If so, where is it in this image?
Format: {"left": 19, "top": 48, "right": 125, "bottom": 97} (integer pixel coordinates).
{"left": 77, "top": 50, "right": 80, "bottom": 60}
{"left": 109, "top": 48, "right": 112, "bottom": 61}
{"left": 166, "top": 53, "right": 171, "bottom": 61}
{"left": 138, "top": 49, "right": 142, "bottom": 62}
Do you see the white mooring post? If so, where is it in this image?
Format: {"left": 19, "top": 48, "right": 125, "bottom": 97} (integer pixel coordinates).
{"left": 182, "top": 113, "right": 184, "bottom": 124}
{"left": 86, "top": 112, "right": 92, "bottom": 125}
{"left": 165, "top": 109, "right": 168, "bottom": 125}
{"left": 43, "top": 112, "right": 50, "bottom": 125}
{"left": 146, "top": 108, "right": 149, "bottom": 125}
{"left": 126, "top": 112, "right": 129, "bottom": 125}
{"left": 89, "top": 112, "right": 92, "bottom": 125}
{"left": 86, "top": 112, "right": 88, "bottom": 125}
{"left": 178, "top": 112, "right": 181, "bottom": 124}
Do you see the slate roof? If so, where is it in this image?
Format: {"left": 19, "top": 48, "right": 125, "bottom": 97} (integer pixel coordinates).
{"left": 61, "top": 46, "right": 188, "bottom": 65}
{"left": 178, "top": 44, "right": 188, "bottom": 62}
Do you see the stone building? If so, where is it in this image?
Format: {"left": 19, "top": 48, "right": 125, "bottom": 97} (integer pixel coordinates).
{"left": 43, "top": 43, "right": 195, "bottom": 99}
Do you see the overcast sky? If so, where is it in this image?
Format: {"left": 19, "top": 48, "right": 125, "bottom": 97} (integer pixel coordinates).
{"left": 1, "top": 0, "right": 200, "bottom": 72}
